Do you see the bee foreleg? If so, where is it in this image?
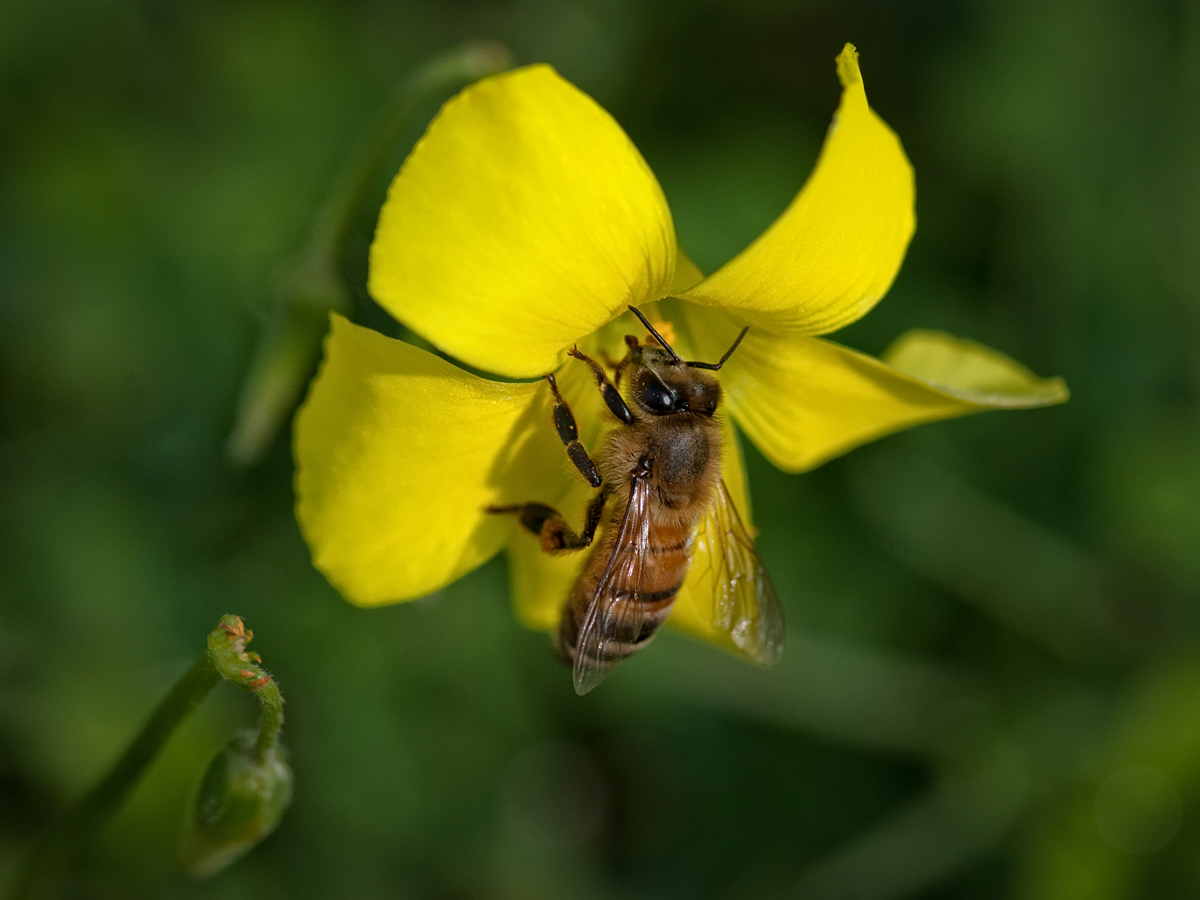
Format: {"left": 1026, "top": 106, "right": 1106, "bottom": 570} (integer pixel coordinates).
{"left": 598, "top": 348, "right": 630, "bottom": 391}
{"left": 545, "top": 373, "right": 602, "bottom": 487}
{"left": 568, "top": 347, "right": 634, "bottom": 425}
{"left": 486, "top": 488, "right": 608, "bottom": 554}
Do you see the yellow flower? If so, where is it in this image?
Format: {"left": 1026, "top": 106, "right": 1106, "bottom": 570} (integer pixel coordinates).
{"left": 293, "top": 45, "right": 1067, "bottom": 656}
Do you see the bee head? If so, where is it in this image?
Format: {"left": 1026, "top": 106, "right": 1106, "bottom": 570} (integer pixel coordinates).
{"left": 622, "top": 306, "right": 748, "bottom": 419}
{"left": 627, "top": 341, "right": 721, "bottom": 417}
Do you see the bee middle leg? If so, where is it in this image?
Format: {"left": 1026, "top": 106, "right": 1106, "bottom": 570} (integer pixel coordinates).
{"left": 488, "top": 487, "right": 609, "bottom": 554}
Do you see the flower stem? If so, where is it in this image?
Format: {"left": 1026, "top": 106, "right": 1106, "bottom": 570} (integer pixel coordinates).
{"left": 203, "top": 614, "right": 286, "bottom": 761}
{"left": 252, "top": 677, "right": 284, "bottom": 762}
{"left": 8, "top": 655, "right": 220, "bottom": 900}
{"left": 307, "top": 39, "right": 514, "bottom": 266}
{"left": 225, "top": 39, "right": 513, "bottom": 467}
{"left": 8, "top": 615, "right": 284, "bottom": 899}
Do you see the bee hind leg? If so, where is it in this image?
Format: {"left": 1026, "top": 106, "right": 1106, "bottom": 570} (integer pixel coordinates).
{"left": 487, "top": 486, "right": 608, "bottom": 555}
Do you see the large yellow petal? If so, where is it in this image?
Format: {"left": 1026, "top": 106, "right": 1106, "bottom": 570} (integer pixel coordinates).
{"left": 294, "top": 314, "right": 571, "bottom": 606}
{"left": 672, "top": 246, "right": 705, "bottom": 294}
{"left": 683, "top": 306, "right": 1069, "bottom": 473}
{"left": 369, "top": 64, "right": 677, "bottom": 379}
{"left": 678, "top": 44, "right": 915, "bottom": 335}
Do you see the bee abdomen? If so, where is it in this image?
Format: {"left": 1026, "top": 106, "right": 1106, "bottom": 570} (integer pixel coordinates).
{"left": 557, "top": 560, "right": 690, "bottom": 672}
{"left": 557, "top": 591, "right": 682, "bottom": 673}
{"left": 649, "top": 538, "right": 689, "bottom": 554}
{"left": 624, "top": 584, "right": 683, "bottom": 605}
{"left": 555, "top": 512, "right": 699, "bottom": 678}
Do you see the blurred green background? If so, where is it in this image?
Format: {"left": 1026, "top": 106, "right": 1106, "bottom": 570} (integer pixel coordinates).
{"left": 3, "top": 0, "right": 1199, "bottom": 897}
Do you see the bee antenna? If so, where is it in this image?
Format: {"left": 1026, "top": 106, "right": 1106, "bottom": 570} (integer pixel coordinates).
{"left": 627, "top": 305, "right": 681, "bottom": 363}
{"left": 686, "top": 326, "right": 749, "bottom": 371}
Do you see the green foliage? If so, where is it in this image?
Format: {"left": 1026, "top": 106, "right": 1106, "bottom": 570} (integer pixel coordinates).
{"left": 1, "top": 0, "right": 1198, "bottom": 898}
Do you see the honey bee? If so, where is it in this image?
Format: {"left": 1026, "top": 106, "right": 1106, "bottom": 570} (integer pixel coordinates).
{"left": 489, "top": 306, "right": 783, "bottom": 694}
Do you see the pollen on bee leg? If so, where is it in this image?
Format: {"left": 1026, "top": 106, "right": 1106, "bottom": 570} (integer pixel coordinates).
{"left": 538, "top": 519, "right": 569, "bottom": 552}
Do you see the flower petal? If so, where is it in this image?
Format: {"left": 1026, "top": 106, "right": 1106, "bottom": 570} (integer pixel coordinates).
{"left": 369, "top": 64, "right": 677, "bottom": 379}
{"left": 294, "top": 314, "right": 567, "bottom": 606}
{"left": 673, "top": 246, "right": 705, "bottom": 294}
{"left": 678, "top": 44, "right": 915, "bottom": 335}
{"left": 683, "top": 306, "right": 1069, "bottom": 473}
{"left": 881, "top": 329, "right": 1071, "bottom": 407}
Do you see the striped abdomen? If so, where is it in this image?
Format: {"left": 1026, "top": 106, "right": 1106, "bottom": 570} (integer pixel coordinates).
{"left": 556, "top": 515, "right": 696, "bottom": 670}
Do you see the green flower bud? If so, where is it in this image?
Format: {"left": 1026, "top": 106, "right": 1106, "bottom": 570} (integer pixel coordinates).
{"left": 179, "top": 729, "right": 293, "bottom": 878}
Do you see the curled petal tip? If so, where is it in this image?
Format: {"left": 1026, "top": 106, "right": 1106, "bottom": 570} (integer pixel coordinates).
{"left": 836, "top": 43, "right": 861, "bottom": 88}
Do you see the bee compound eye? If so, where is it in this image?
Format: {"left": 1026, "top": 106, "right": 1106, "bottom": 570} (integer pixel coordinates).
{"left": 637, "top": 375, "right": 675, "bottom": 414}
{"left": 687, "top": 383, "right": 717, "bottom": 416}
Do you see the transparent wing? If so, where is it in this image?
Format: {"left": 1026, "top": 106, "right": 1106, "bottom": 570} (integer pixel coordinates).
{"left": 573, "top": 463, "right": 653, "bottom": 695}
{"left": 694, "top": 478, "right": 784, "bottom": 665}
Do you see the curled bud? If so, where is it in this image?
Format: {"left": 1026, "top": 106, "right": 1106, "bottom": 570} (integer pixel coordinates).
{"left": 179, "top": 729, "right": 293, "bottom": 878}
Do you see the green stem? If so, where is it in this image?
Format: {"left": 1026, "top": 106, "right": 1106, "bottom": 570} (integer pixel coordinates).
{"left": 9, "top": 615, "right": 284, "bottom": 899}
{"left": 203, "top": 615, "right": 286, "bottom": 761}
{"left": 253, "top": 680, "right": 285, "bottom": 762}
{"left": 305, "top": 39, "right": 513, "bottom": 265}
{"left": 225, "top": 40, "right": 513, "bottom": 467}
{"left": 9, "top": 655, "right": 221, "bottom": 900}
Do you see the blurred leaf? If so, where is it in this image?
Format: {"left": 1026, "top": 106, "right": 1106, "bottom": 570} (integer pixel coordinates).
{"left": 851, "top": 453, "right": 1137, "bottom": 663}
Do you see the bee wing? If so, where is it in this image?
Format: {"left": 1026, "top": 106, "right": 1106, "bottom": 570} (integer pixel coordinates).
{"left": 695, "top": 478, "right": 784, "bottom": 666}
{"left": 573, "top": 463, "right": 654, "bottom": 695}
